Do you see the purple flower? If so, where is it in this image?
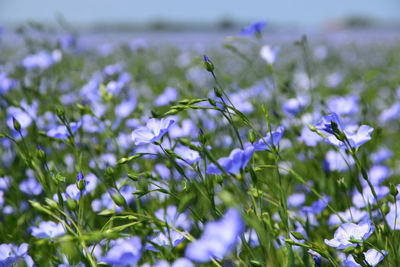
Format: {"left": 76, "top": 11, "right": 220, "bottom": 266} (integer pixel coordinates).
{"left": 344, "top": 249, "right": 387, "bottom": 267}
{"left": 31, "top": 221, "right": 65, "bottom": 238}
{"left": 102, "top": 237, "right": 142, "bottom": 266}
{"left": 131, "top": 118, "right": 174, "bottom": 145}
{"left": 47, "top": 121, "right": 81, "bottom": 140}
{"left": 185, "top": 208, "right": 244, "bottom": 263}
{"left": 240, "top": 21, "right": 267, "bottom": 35}
{"left": 207, "top": 146, "right": 255, "bottom": 175}
{"left": 324, "top": 221, "right": 374, "bottom": 249}
{"left": 252, "top": 126, "right": 285, "bottom": 151}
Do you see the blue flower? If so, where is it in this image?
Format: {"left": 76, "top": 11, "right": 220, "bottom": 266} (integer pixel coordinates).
{"left": 252, "top": 126, "right": 285, "bottom": 151}
{"left": 146, "top": 230, "right": 185, "bottom": 251}
{"left": 154, "top": 87, "right": 178, "bottom": 106}
{"left": 207, "top": 146, "right": 255, "bottom": 175}
{"left": 314, "top": 113, "right": 373, "bottom": 149}
{"left": 386, "top": 201, "right": 400, "bottom": 230}
{"left": 47, "top": 121, "right": 81, "bottom": 140}
{"left": 324, "top": 221, "right": 374, "bottom": 249}
{"left": 328, "top": 207, "right": 368, "bottom": 226}
{"left": 155, "top": 206, "right": 192, "bottom": 231}
{"left": 344, "top": 249, "right": 387, "bottom": 267}
{"left": 131, "top": 118, "right": 174, "bottom": 145}
{"left": 174, "top": 145, "right": 201, "bottom": 165}
{"left": 326, "top": 95, "right": 359, "bottom": 116}
{"left": 260, "top": 45, "right": 279, "bottom": 65}
{"left": 22, "top": 50, "right": 61, "bottom": 70}
{"left": 19, "top": 176, "right": 42, "bottom": 196}
{"left": 240, "top": 21, "right": 267, "bottom": 36}
{"left": 0, "top": 243, "right": 34, "bottom": 267}
{"left": 102, "top": 237, "right": 142, "bottom": 266}
{"left": 185, "top": 208, "right": 244, "bottom": 263}
{"left": 31, "top": 221, "right": 65, "bottom": 239}
{"left": 0, "top": 73, "right": 17, "bottom": 94}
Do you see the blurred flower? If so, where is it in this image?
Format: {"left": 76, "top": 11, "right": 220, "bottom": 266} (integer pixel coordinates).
{"left": 146, "top": 230, "right": 185, "bottom": 251}
{"left": 31, "top": 221, "right": 65, "bottom": 239}
{"left": 22, "top": 50, "right": 61, "bottom": 70}
{"left": 344, "top": 249, "right": 387, "bottom": 267}
{"left": 155, "top": 206, "right": 192, "bottom": 231}
{"left": 19, "top": 176, "right": 42, "bottom": 196}
{"left": 326, "top": 95, "right": 359, "bottom": 116}
{"left": 386, "top": 201, "right": 400, "bottom": 230}
{"left": 299, "top": 125, "right": 323, "bottom": 147}
{"left": 207, "top": 146, "right": 255, "bottom": 175}
{"left": 132, "top": 118, "right": 174, "bottom": 145}
{"left": 324, "top": 150, "right": 354, "bottom": 172}
{"left": 328, "top": 207, "right": 368, "bottom": 225}
{"left": 252, "top": 126, "right": 285, "bottom": 151}
{"left": 352, "top": 186, "right": 389, "bottom": 208}
{"left": 102, "top": 237, "right": 142, "bottom": 266}
{"left": 174, "top": 145, "right": 201, "bottom": 165}
{"left": 0, "top": 73, "right": 17, "bottom": 94}
{"left": 324, "top": 221, "right": 374, "bottom": 249}
{"left": 185, "top": 208, "right": 244, "bottom": 262}
{"left": 379, "top": 102, "right": 400, "bottom": 123}
{"left": 47, "top": 121, "right": 81, "bottom": 140}
{"left": 0, "top": 243, "right": 34, "bottom": 267}
{"left": 240, "top": 21, "right": 267, "bottom": 36}
{"left": 154, "top": 87, "right": 178, "bottom": 106}
{"left": 115, "top": 98, "right": 136, "bottom": 118}
{"left": 260, "top": 45, "right": 279, "bottom": 64}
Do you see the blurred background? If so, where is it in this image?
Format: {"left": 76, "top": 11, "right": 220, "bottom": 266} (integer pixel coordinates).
{"left": 1, "top": 0, "right": 399, "bottom": 44}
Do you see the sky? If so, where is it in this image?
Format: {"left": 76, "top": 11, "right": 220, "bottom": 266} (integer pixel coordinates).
{"left": 1, "top": 0, "right": 399, "bottom": 28}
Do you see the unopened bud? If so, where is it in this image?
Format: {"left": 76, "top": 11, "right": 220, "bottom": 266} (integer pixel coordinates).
{"left": 66, "top": 198, "right": 78, "bottom": 211}
{"left": 203, "top": 55, "right": 214, "bottom": 72}
{"left": 12, "top": 117, "right": 21, "bottom": 132}
{"left": 382, "top": 203, "right": 390, "bottom": 215}
{"left": 109, "top": 189, "right": 126, "bottom": 206}
{"left": 390, "top": 184, "right": 398, "bottom": 197}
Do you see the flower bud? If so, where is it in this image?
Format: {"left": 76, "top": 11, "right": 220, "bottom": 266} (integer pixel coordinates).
{"left": 291, "top": 231, "right": 305, "bottom": 240}
{"left": 203, "top": 55, "right": 214, "bottom": 72}
{"left": 382, "top": 203, "right": 390, "bottom": 215}
{"left": 109, "top": 188, "right": 126, "bottom": 206}
{"left": 56, "top": 108, "right": 65, "bottom": 120}
{"left": 198, "top": 128, "right": 206, "bottom": 145}
{"left": 248, "top": 130, "right": 256, "bottom": 144}
{"left": 390, "top": 183, "right": 398, "bottom": 197}
{"left": 66, "top": 198, "right": 78, "bottom": 211}
{"left": 36, "top": 145, "right": 46, "bottom": 160}
{"left": 12, "top": 117, "right": 21, "bottom": 132}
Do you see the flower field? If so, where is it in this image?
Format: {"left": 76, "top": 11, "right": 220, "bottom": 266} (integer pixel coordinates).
{"left": 1, "top": 23, "right": 400, "bottom": 266}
